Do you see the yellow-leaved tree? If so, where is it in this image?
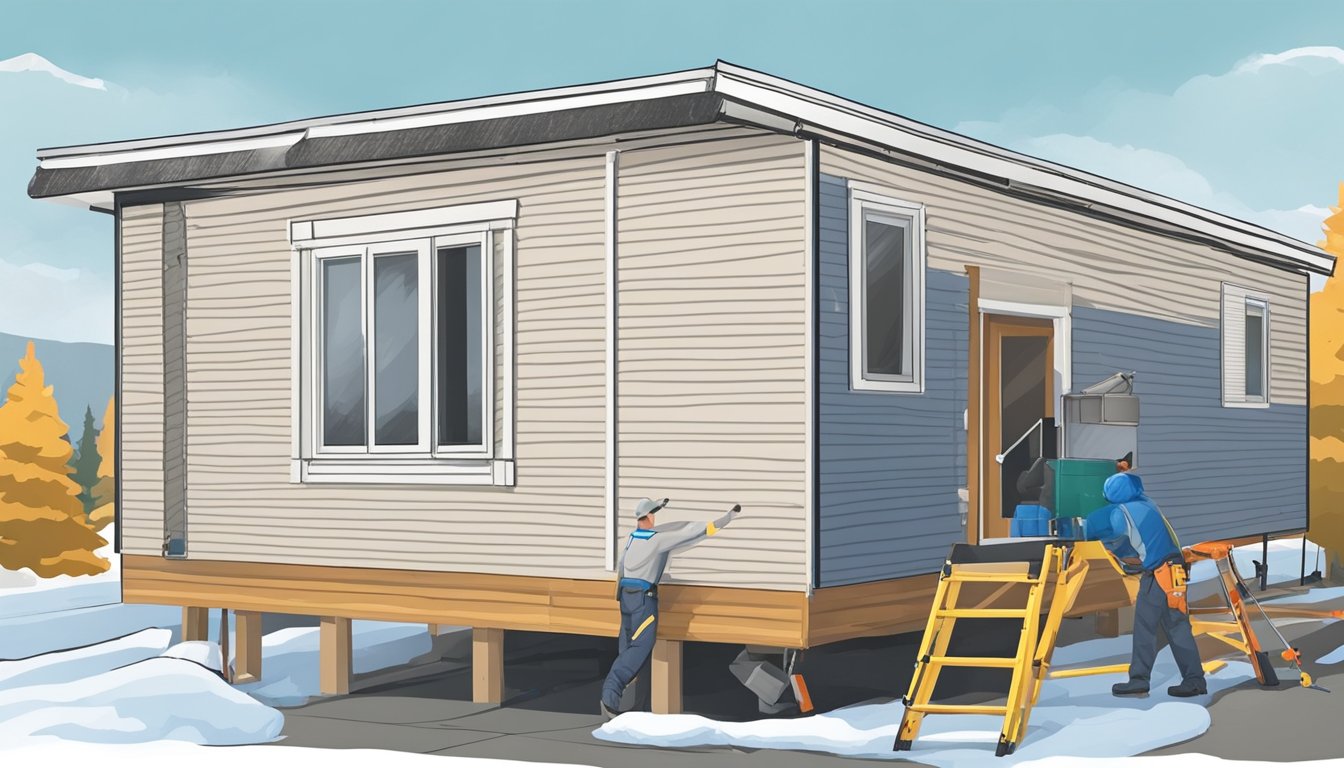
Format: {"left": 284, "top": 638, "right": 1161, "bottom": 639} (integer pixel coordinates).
{"left": 1311, "top": 183, "right": 1344, "bottom": 577}
{"left": 88, "top": 395, "right": 115, "bottom": 532}
{"left": 0, "top": 342, "right": 109, "bottom": 577}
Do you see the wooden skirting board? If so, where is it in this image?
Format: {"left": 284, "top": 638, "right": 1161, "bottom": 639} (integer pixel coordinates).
{"left": 122, "top": 555, "right": 1134, "bottom": 649}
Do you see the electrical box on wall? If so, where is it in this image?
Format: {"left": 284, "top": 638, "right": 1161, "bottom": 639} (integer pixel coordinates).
{"left": 1062, "top": 372, "right": 1138, "bottom": 466}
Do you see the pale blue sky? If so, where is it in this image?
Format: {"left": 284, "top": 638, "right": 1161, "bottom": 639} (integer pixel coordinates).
{"left": 2, "top": 0, "right": 1342, "bottom": 343}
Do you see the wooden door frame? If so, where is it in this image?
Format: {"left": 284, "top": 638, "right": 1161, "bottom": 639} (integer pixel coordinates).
{"left": 982, "top": 315, "right": 1054, "bottom": 541}
{"left": 965, "top": 268, "right": 1073, "bottom": 545}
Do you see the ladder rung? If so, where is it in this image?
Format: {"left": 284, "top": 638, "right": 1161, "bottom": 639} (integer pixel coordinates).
{"left": 946, "top": 573, "right": 1041, "bottom": 584}
{"left": 907, "top": 704, "right": 1009, "bottom": 715}
{"left": 936, "top": 608, "right": 1031, "bottom": 618}
{"left": 928, "top": 656, "right": 1020, "bottom": 668}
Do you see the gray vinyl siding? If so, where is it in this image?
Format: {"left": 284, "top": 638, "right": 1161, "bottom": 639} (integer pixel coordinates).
{"left": 162, "top": 202, "right": 187, "bottom": 557}
{"left": 817, "top": 174, "right": 968, "bottom": 587}
{"left": 120, "top": 204, "right": 165, "bottom": 556}
{"left": 1073, "top": 306, "right": 1307, "bottom": 540}
{"left": 615, "top": 133, "right": 808, "bottom": 589}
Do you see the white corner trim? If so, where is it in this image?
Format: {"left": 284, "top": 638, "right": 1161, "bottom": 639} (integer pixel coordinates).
{"left": 604, "top": 149, "right": 620, "bottom": 572}
{"left": 288, "top": 233, "right": 302, "bottom": 484}
{"left": 291, "top": 200, "right": 518, "bottom": 246}
{"left": 502, "top": 227, "right": 516, "bottom": 466}
{"left": 802, "top": 139, "right": 815, "bottom": 595}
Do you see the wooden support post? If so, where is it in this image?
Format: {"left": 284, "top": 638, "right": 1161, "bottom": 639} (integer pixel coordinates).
{"left": 428, "top": 623, "right": 440, "bottom": 636}
{"left": 472, "top": 628, "right": 504, "bottom": 704}
{"left": 319, "top": 616, "right": 351, "bottom": 695}
{"left": 652, "top": 638, "right": 683, "bottom": 714}
{"left": 234, "top": 610, "right": 263, "bottom": 684}
{"left": 182, "top": 606, "right": 209, "bottom": 642}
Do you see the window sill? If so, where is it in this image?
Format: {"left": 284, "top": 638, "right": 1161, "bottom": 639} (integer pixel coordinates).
{"left": 1222, "top": 400, "right": 1271, "bottom": 410}
{"left": 292, "top": 458, "right": 515, "bottom": 486}
{"left": 851, "top": 376, "right": 924, "bottom": 394}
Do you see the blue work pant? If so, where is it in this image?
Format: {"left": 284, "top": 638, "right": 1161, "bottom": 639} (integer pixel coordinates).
{"left": 602, "top": 589, "right": 658, "bottom": 712}
{"left": 1130, "top": 570, "right": 1205, "bottom": 684}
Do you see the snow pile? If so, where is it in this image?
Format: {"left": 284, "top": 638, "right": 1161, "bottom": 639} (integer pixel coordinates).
{"left": 0, "top": 657, "right": 282, "bottom": 746}
{"left": 0, "top": 629, "right": 172, "bottom": 691}
{"left": 1020, "top": 757, "right": 1344, "bottom": 768}
{"left": 595, "top": 638, "right": 1257, "bottom": 766}
{"left": 157, "top": 621, "right": 436, "bottom": 707}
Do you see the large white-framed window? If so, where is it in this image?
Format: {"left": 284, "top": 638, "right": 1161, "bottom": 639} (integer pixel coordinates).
{"left": 1221, "top": 282, "right": 1271, "bottom": 408}
{"left": 291, "top": 201, "right": 516, "bottom": 484}
{"left": 848, "top": 181, "right": 926, "bottom": 393}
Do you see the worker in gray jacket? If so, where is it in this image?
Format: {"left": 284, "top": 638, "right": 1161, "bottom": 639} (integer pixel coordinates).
{"left": 600, "top": 497, "right": 742, "bottom": 720}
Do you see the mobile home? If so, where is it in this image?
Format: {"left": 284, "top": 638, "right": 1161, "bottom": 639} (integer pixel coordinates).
{"left": 27, "top": 62, "right": 1332, "bottom": 712}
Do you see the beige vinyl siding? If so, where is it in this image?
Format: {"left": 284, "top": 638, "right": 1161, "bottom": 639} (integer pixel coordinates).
{"left": 120, "top": 204, "right": 166, "bottom": 555}
{"left": 177, "top": 125, "right": 807, "bottom": 588}
{"left": 822, "top": 147, "right": 1307, "bottom": 406}
{"left": 615, "top": 133, "right": 808, "bottom": 590}
{"left": 183, "top": 158, "right": 606, "bottom": 576}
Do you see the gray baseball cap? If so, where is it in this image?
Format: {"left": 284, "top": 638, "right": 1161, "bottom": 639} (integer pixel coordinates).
{"left": 634, "top": 497, "right": 669, "bottom": 520}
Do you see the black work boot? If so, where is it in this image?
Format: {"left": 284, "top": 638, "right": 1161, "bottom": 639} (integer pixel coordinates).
{"left": 1167, "top": 679, "right": 1208, "bottom": 697}
{"left": 1112, "top": 679, "right": 1150, "bottom": 696}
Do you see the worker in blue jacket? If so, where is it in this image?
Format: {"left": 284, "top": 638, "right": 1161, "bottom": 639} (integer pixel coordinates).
{"left": 1083, "top": 470, "right": 1207, "bottom": 698}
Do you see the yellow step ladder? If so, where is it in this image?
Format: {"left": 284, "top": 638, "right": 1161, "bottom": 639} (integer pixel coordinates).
{"left": 894, "top": 538, "right": 1324, "bottom": 757}
{"left": 894, "top": 541, "right": 1095, "bottom": 758}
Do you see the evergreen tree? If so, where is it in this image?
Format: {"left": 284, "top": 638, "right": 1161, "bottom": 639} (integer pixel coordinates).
{"left": 69, "top": 405, "right": 102, "bottom": 521}
{"left": 0, "top": 342, "right": 109, "bottom": 577}
{"left": 1310, "top": 183, "right": 1344, "bottom": 578}
{"left": 89, "top": 396, "right": 115, "bottom": 532}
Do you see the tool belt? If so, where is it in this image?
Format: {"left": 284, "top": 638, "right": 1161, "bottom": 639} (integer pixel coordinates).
{"left": 1152, "top": 559, "right": 1189, "bottom": 614}
{"left": 615, "top": 578, "right": 658, "bottom": 600}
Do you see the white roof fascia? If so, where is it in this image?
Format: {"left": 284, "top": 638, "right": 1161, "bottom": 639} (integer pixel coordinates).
{"left": 40, "top": 134, "right": 303, "bottom": 170}
{"left": 306, "top": 79, "right": 712, "bottom": 138}
{"left": 711, "top": 63, "right": 1332, "bottom": 275}
{"left": 36, "top": 67, "right": 717, "bottom": 164}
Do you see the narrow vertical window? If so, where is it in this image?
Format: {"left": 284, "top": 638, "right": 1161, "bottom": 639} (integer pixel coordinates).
{"left": 1245, "top": 300, "right": 1266, "bottom": 400}
{"left": 849, "top": 185, "right": 925, "bottom": 394}
{"left": 321, "top": 256, "right": 365, "bottom": 447}
{"left": 864, "top": 215, "right": 911, "bottom": 377}
{"left": 438, "top": 244, "right": 484, "bottom": 448}
{"left": 373, "top": 252, "right": 419, "bottom": 446}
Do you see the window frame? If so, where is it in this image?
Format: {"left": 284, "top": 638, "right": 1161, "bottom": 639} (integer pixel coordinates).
{"left": 847, "top": 182, "right": 927, "bottom": 394}
{"left": 1221, "top": 282, "right": 1271, "bottom": 409}
{"left": 291, "top": 200, "right": 516, "bottom": 485}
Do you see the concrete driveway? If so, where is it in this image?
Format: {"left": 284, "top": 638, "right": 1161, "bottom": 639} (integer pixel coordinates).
{"left": 274, "top": 586, "right": 1344, "bottom": 765}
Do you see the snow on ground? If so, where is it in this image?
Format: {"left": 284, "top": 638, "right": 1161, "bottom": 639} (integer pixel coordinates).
{"left": 1019, "top": 757, "right": 1344, "bottom": 767}
{"left": 0, "top": 657, "right": 283, "bottom": 745}
{"left": 165, "top": 621, "right": 437, "bottom": 707}
{"left": 0, "top": 523, "right": 123, "bottom": 617}
{"left": 3, "top": 740, "right": 598, "bottom": 767}
{"left": 0, "top": 628, "right": 172, "bottom": 691}
{"left": 595, "top": 637, "right": 1258, "bottom": 766}
{"left": 1318, "top": 644, "right": 1344, "bottom": 665}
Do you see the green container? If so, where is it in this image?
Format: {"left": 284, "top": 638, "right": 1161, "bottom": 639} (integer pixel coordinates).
{"left": 1046, "top": 458, "right": 1115, "bottom": 520}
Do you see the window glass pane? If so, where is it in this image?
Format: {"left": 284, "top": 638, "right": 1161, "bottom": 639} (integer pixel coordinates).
{"left": 438, "top": 245, "right": 483, "bottom": 447}
{"left": 374, "top": 252, "right": 419, "bottom": 446}
{"left": 321, "top": 257, "right": 365, "bottom": 447}
{"left": 865, "top": 215, "right": 907, "bottom": 377}
{"left": 1245, "top": 308, "right": 1265, "bottom": 398}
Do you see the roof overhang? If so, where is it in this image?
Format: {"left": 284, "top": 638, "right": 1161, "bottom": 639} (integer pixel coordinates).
{"left": 28, "top": 61, "right": 1333, "bottom": 277}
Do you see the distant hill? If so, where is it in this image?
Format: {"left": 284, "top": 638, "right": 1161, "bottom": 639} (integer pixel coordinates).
{"left": 0, "top": 332, "right": 113, "bottom": 434}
